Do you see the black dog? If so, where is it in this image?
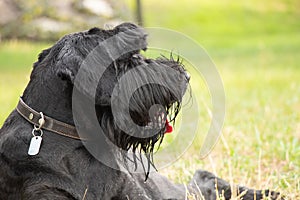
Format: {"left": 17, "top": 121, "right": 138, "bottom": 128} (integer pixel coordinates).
{"left": 0, "top": 23, "right": 281, "bottom": 200}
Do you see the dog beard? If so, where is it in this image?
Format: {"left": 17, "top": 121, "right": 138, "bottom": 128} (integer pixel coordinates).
{"left": 96, "top": 54, "right": 188, "bottom": 179}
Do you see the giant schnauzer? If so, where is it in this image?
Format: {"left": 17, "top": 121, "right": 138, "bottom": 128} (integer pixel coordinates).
{"left": 0, "top": 23, "right": 282, "bottom": 199}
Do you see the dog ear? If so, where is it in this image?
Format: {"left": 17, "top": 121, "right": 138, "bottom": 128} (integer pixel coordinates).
{"left": 54, "top": 41, "right": 109, "bottom": 105}
{"left": 55, "top": 45, "right": 81, "bottom": 84}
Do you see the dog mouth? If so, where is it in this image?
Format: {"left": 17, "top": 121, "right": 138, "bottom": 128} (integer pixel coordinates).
{"left": 144, "top": 111, "right": 173, "bottom": 134}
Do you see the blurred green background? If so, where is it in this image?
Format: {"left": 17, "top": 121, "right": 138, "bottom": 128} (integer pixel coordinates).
{"left": 0, "top": 0, "right": 299, "bottom": 199}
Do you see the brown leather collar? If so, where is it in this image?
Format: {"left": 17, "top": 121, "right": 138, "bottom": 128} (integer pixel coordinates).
{"left": 16, "top": 98, "right": 84, "bottom": 140}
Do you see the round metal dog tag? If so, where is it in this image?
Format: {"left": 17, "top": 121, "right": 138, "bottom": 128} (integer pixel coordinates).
{"left": 28, "top": 136, "right": 42, "bottom": 156}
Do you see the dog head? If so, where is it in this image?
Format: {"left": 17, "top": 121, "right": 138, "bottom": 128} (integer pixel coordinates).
{"left": 25, "top": 22, "right": 190, "bottom": 173}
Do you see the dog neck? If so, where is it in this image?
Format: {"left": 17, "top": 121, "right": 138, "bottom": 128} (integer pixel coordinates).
{"left": 21, "top": 74, "right": 75, "bottom": 126}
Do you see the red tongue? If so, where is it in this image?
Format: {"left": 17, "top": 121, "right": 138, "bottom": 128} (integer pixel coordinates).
{"left": 165, "top": 119, "right": 173, "bottom": 134}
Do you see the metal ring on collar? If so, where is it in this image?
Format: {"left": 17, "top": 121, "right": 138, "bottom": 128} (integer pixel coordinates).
{"left": 32, "top": 129, "right": 43, "bottom": 137}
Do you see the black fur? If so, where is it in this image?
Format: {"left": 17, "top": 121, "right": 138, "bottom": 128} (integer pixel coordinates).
{"left": 0, "top": 22, "right": 282, "bottom": 200}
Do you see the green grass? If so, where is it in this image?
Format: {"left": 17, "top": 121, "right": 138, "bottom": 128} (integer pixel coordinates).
{"left": 140, "top": 0, "right": 300, "bottom": 199}
{"left": 1, "top": 0, "right": 300, "bottom": 199}
{"left": 0, "top": 41, "right": 50, "bottom": 122}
